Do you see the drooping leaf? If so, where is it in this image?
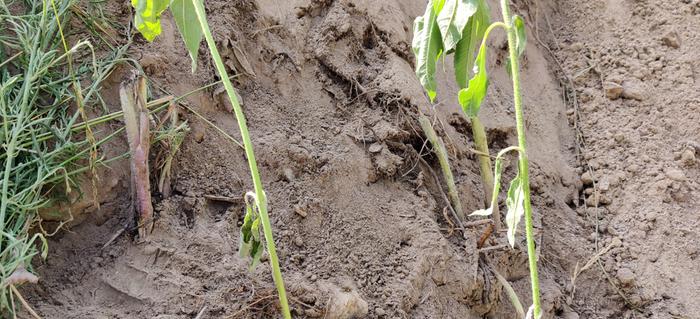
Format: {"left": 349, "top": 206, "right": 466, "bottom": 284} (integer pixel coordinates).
{"left": 505, "top": 171, "right": 525, "bottom": 247}
{"left": 412, "top": 1, "right": 444, "bottom": 102}
{"left": 454, "top": 0, "right": 490, "bottom": 89}
{"left": 171, "top": 0, "right": 203, "bottom": 72}
{"left": 239, "top": 195, "right": 264, "bottom": 271}
{"left": 131, "top": 0, "right": 171, "bottom": 41}
{"left": 506, "top": 15, "right": 527, "bottom": 77}
{"left": 457, "top": 35, "right": 489, "bottom": 117}
{"left": 436, "top": 0, "right": 478, "bottom": 53}
{"left": 470, "top": 147, "right": 505, "bottom": 217}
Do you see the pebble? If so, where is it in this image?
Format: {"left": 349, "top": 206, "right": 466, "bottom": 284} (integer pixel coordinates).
{"left": 368, "top": 143, "right": 383, "bottom": 154}
{"left": 294, "top": 236, "right": 304, "bottom": 247}
{"left": 586, "top": 192, "right": 611, "bottom": 206}
{"left": 294, "top": 204, "right": 308, "bottom": 218}
{"left": 616, "top": 267, "right": 636, "bottom": 286}
{"left": 193, "top": 130, "right": 205, "bottom": 143}
{"left": 283, "top": 168, "right": 295, "bottom": 182}
{"left": 598, "top": 176, "right": 610, "bottom": 191}
{"left": 680, "top": 148, "right": 696, "bottom": 166}
{"left": 661, "top": 31, "right": 681, "bottom": 48}
{"left": 621, "top": 80, "right": 649, "bottom": 101}
{"left": 604, "top": 82, "right": 624, "bottom": 100}
{"left": 375, "top": 307, "right": 386, "bottom": 316}
{"left": 665, "top": 168, "right": 686, "bottom": 181}
{"left": 581, "top": 171, "right": 595, "bottom": 185}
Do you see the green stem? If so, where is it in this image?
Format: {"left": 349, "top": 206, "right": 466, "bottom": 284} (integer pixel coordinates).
{"left": 500, "top": 0, "right": 541, "bottom": 317}
{"left": 191, "top": 2, "right": 290, "bottom": 318}
{"left": 418, "top": 114, "right": 464, "bottom": 221}
{"left": 470, "top": 116, "right": 499, "bottom": 231}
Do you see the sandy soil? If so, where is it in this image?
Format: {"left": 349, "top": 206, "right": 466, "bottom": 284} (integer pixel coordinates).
{"left": 20, "top": 0, "right": 700, "bottom": 318}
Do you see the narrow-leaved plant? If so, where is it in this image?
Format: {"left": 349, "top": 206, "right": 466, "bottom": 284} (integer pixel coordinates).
{"left": 131, "top": 1, "right": 291, "bottom": 318}
{"left": 412, "top": 0, "right": 541, "bottom": 317}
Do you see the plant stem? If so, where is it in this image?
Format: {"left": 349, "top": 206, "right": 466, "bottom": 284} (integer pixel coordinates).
{"left": 418, "top": 114, "right": 465, "bottom": 221}
{"left": 190, "top": 2, "right": 291, "bottom": 318}
{"left": 470, "top": 116, "right": 499, "bottom": 231}
{"left": 499, "top": 0, "right": 541, "bottom": 317}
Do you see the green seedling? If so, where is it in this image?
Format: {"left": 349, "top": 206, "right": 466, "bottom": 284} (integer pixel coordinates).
{"left": 131, "top": 1, "right": 290, "bottom": 318}
{"left": 413, "top": 0, "right": 541, "bottom": 317}
{"left": 412, "top": 0, "right": 499, "bottom": 230}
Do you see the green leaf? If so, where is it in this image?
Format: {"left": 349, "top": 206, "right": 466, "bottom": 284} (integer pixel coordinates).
{"left": 131, "top": 0, "right": 171, "bottom": 41}
{"left": 457, "top": 37, "right": 488, "bottom": 117}
{"left": 453, "top": 0, "right": 490, "bottom": 88}
{"left": 513, "top": 15, "right": 527, "bottom": 58}
{"left": 436, "top": 0, "right": 478, "bottom": 53}
{"left": 239, "top": 196, "right": 264, "bottom": 271}
{"left": 171, "top": 0, "right": 203, "bottom": 72}
{"left": 412, "top": 1, "right": 444, "bottom": 102}
{"left": 505, "top": 171, "right": 525, "bottom": 247}
{"left": 506, "top": 15, "right": 527, "bottom": 77}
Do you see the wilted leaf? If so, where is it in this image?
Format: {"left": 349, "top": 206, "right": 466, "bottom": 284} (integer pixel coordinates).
{"left": 457, "top": 37, "right": 488, "bottom": 117}
{"left": 436, "top": 0, "right": 478, "bottom": 53}
{"left": 239, "top": 194, "right": 264, "bottom": 271}
{"left": 506, "top": 171, "right": 525, "bottom": 247}
{"left": 470, "top": 206, "right": 492, "bottom": 216}
{"left": 131, "top": 0, "right": 171, "bottom": 41}
{"left": 171, "top": 0, "right": 203, "bottom": 71}
{"left": 453, "top": 0, "right": 490, "bottom": 88}
{"left": 412, "top": 1, "right": 444, "bottom": 102}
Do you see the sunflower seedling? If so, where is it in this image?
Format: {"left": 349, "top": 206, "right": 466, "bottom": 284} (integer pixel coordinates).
{"left": 413, "top": 0, "right": 542, "bottom": 317}
{"left": 131, "top": 0, "right": 290, "bottom": 318}
{"left": 412, "top": 0, "right": 500, "bottom": 230}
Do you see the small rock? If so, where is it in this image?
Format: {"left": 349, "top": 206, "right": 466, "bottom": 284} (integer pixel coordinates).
{"left": 665, "top": 168, "right": 686, "bottom": 181}
{"left": 616, "top": 267, "right": 635, "bottom": 286}
{"left": 368, "top": 143, "right": 383, "bottom": 154}
{"left": 294, "top": 236, "right": 304, "bottom": 247}
{"left": 325, "top": 284, "right": 369, "bottom": 319}
{"left": 621, "top": 80, "right": 649, "bottom": 101}
{"left": 627, "top": 164, "right": 641, "bottom": 173}
{"left": 661, "top": 31, "right": 681, "bottom": 48}
{"left": 598, "top": 176, "right": 610, "bottom": 191}
{"left": 375, "top": 307, "right": 386, "bottom": 316}
{"left": 581, "top": 171, "right": 595, "bottom": 186}
{"left": 193, "top": 130, "right": 205, "bottom": 143}
{"left": 680, "top": 148, "right": 696, "bottom": 166}
{"left": 294, "top": 204, "right": 308, "bottom": 218}
{"left": 604, "top": 82, "right": 624, "bottom": 100}
{"left": 586, "top": 192, "right": 611, "bottom": 206}
{"left": 283, "top": 168, "right": 295, "bottom": 182}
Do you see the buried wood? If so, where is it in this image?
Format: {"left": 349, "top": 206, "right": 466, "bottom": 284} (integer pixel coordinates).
{"left": 119, "top": 73, "right": 154, "bottom": 238}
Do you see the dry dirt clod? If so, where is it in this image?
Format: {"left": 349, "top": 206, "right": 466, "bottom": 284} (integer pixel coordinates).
{"left": 661, "top": 31, "right": 681, "bottom": 48}
{"left": 621, "top": 80, "right": 649, "bottom": 101}
{"left": 664, "top": 168, "right": 686, "bottom": 182}
{"left": 680, "top": 148, "right": 696, "bottom": 166}
{"left": 616, "top": 267, "right": 636, "bottom": 286}
{"left": 604, "top": 82, "right": 624, "bottom": 100}
{"left": 294, "top": 204, "right": 308, "bottom": 218}
{"left": 368, "top": 143, "right": 383, "bottom": 153}
{"left": 581, "top": 171, "right": 595, "bottom": 186}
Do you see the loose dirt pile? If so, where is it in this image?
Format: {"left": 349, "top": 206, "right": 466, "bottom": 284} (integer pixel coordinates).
{"left": 20, "top": 0, "right": 699, "bottom": 318}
